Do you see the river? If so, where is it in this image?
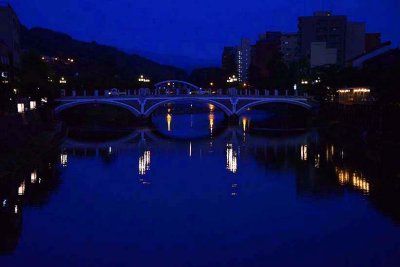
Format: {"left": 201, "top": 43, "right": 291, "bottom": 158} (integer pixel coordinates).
{"left": 1, "top": 104, "right": 399, "bottom": 266}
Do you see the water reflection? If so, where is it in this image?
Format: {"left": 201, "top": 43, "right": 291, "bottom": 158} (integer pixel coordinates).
{"left": 336, "top": 167, "right": 370, "bottom": 194}
{"left": 139, "top": 150, "right": 151, "bottom": 176}
{"left": 226, "top": 143, "right": 238, "bottom": 173}
{"left": 2, "top": 117, "right": 400, "bottom": 265}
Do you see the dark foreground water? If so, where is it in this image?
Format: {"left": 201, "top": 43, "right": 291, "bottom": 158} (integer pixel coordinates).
{"left": 1, "top": 108, "right": 400, "bottom": 266}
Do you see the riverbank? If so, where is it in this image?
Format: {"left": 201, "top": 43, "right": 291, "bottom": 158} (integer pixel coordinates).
{"left": 0, "top": 107, "right": 62, "bottom": 180}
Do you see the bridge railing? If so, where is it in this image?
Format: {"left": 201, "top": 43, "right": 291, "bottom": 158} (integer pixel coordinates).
{"left": 59, "top": 88, "right": 311, "bottom": 99}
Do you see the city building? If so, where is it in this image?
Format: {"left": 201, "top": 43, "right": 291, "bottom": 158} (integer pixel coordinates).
{"left": 250, "top": 32, "right": 281, "bottom": 81}
{"left": 337, "top": 87, "right": 373, "bottom": 105}
{"left": 221, "top": 46, "right": 237, "bottom": 78}
{"left": 236, "top": 38, "right": 251, "bottom": 82}
{"left": 345, "top": 22, "right": 365, "bottom": 61}
{"left": 365, "top": 33, "right": 382, "bottom": 53}
{"left": 310, "top": 42, "right": 337, "bottom": 67}
{"left": 0, "top": 3, "right": 21, "bottom": 68}
{"left": 299, "top": 11, "right": 347, "bottom": 66}
{"left": 280, "top": 33, "right": 299, "bottom": 63}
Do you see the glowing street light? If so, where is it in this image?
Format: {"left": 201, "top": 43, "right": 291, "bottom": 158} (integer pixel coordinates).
{"left": 138, "top": 75, "right": 151, "bottom": 83}
{"left": 59, "top": 77, "right": 67, "bottom": 84}
{"left": 227, "top": 75, "right": 238, "bottom": 83}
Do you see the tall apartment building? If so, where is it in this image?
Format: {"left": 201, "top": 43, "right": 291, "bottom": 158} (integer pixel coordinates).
{"left": 280, "top": 33, "right": 299, "bottom": 63}
{"left": 346, "top": 22, "right": 366, "bottom": 61}
{"left": 251, "top": 32, "right": 281, "bottom": 76}
{"left": 299, "top": 11, "right": 368, "bottom": 67}
{"left": 0, "top": 3, "right": 21, "bottom": 68}
{"left": 299, "top": 11, "right": 347, "bottom": 66}
{"left": 236, "top": 38, "right": 251, "bottom": 82}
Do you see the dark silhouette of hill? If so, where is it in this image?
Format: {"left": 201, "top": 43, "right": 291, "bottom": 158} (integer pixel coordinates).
{"left": 20, "top": 27, "right": 187, "bottom": 88}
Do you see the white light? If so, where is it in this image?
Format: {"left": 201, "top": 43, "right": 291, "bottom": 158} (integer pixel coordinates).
{"left": 18, "top": 181, "right": 25, "bottom": 196}
{"left": 17, "top": 103, "right": 24, "bottom": 113}
{"left": 139, "top": 150, "right": 151, "bottom": 175}
{"left": 61, "top": 153, "right": 68, "bottom": 167}
{"left": 31, "top": 171, "right": 37, "bottom": 184}
{"left": 226, "top": 143, "right": 238, "bottom": 173}
{"left": 30, "top": 101, "right": 36, "bottom": 110}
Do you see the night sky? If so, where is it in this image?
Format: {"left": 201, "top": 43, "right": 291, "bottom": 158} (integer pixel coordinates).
{"left": 8, "top": 0, "right": 400, "bottom": 68}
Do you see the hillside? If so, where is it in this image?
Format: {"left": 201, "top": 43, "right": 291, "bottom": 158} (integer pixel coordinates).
{"left": 20, "top": 27, "right": 187, "bottom": 88}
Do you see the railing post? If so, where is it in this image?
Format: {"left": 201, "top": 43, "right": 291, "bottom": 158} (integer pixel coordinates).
{"left": 294, "top": 90, "right": 298, "bottom": 96}
{"left": 72, "top": 90, "right": 76, "bottom": 97}
{"left": 83, "top": 90, "right": 86, "bottom": 96}
{"left": 285, "top": 90, "right": 288, "bottom": 96}
{"left": 274, "top": 89, "right": 278, "bottom": 96}
{"left": 94, "top": 90, "right": 98, "bottom": 96}
{"left": 105, "top": 89, "right": 109, "bottom": 96}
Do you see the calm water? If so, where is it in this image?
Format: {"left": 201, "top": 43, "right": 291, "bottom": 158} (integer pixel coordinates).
{"left": 1, "top": 105, "right": 400, "bottom": 266}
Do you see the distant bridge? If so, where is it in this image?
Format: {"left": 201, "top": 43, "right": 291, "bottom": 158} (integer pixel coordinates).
{"left": 55, "top": 82, "right": 316, "bottom": 118}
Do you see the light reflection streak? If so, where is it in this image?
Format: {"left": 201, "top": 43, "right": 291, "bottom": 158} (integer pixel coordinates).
{"left": 336, "top": 167, "right": 370, "bottom": 194}
{"left": 301, "top": 145, "right": 308, "bottom": 161}
{"left": 167, "top": 114, "right": 172, "bottom": 132}
{"left": 18, "top": 181, "right": 25, "bottom": 196}
{"left": 61, "top": 152, "right": 68, "bottom": 167}
{"left": 31, "top": 170, "right": 37, "bottom": 184}
{"left": 139, "top": 150, "right": 151, "bottom": 175}
{"left": 226, "top": 143, "right": 238, "bottom": 173}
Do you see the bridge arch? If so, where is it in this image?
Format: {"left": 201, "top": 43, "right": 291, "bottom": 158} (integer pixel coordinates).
{"left": 154, "top": 80, "right": 200, "bottom": 91}
{"left": 54, "top": 99, "right": 141, "bottom": 116}
{"left": 236, "top": 98, "right": 313, "bottom": 115}
{"left": 144, "top": 97, "right": 233, "bottom": 117}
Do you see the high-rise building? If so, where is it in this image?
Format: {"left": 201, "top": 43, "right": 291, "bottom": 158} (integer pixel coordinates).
{"left": 0, "top": 3, "right": 21, "bottom": 68}
{"left": 310, "top": 42, "right": 337, "bottom": 67}
{"left": 280, "top": 33, "right": 299, "bottom": 63}
{"left": 250, "top": 32, "right": 281, "bottom": 79}
{"left": 346, "top": 22, "right": 366, "bottom": 61}
{"left": 236, "top": 38, "right": 251, "bottom": 82}
{"left": 221, "top": 46, "right": 237, "bottom": 78}
{"left": 298, "top": 11, "right": 347, "bottom": 66}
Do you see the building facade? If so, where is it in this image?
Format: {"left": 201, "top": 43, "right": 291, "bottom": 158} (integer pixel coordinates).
{"left": 236, "top": 38, "right": 251, "bottom": 82}
{"left": 250, "top": 32, "right": 281, "bottom": 83}
{"left": 310, "top": 42, "right": 337, "bottom": 67}
{"left": 299, "top": 11, "right": 347, "bottom": 66}
{"left": 280, "top": 33, "right": 299, "bottom": 63}
{"left": 0, "top": 3, "right": 21, "bottom": 68}
{"left": 345, "top": 22, "right": 366, "bottom": 61}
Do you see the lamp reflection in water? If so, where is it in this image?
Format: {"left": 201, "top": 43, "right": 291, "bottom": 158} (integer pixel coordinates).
{"left": 209, "top": 113, "right": 214, "bottom": 135}
{"left": 18, "top": 181, "right": 25, "bottom": 196}
{"left": 208, "top": 104, "right": 215, "bottom": 135}
{"left": 226, "top": 143, "right": 238, "bottom": 173}
{"left": 31, "top": 170, "right": 37, "bottom": 184}
{"left": 60, "top": 152, "right": 68, "bottom": 167}
{"left": 336, "top": 167, "right": 370, "bottom": 194}
{"left": 139, "top": 150, "right": 151, "bottom": 176}
{"left": 166, "top": 113, "right": 172, "bottom": 132}
{"left": 241, "top": 116, "right": 250, "bottom": 133}
{"left": 300, "top": 145, "right": 308, "bottom": 161}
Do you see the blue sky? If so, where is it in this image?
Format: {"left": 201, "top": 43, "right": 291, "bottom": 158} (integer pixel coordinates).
{"left": 9, "top": 0, "right": 400, "bottom": 68}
